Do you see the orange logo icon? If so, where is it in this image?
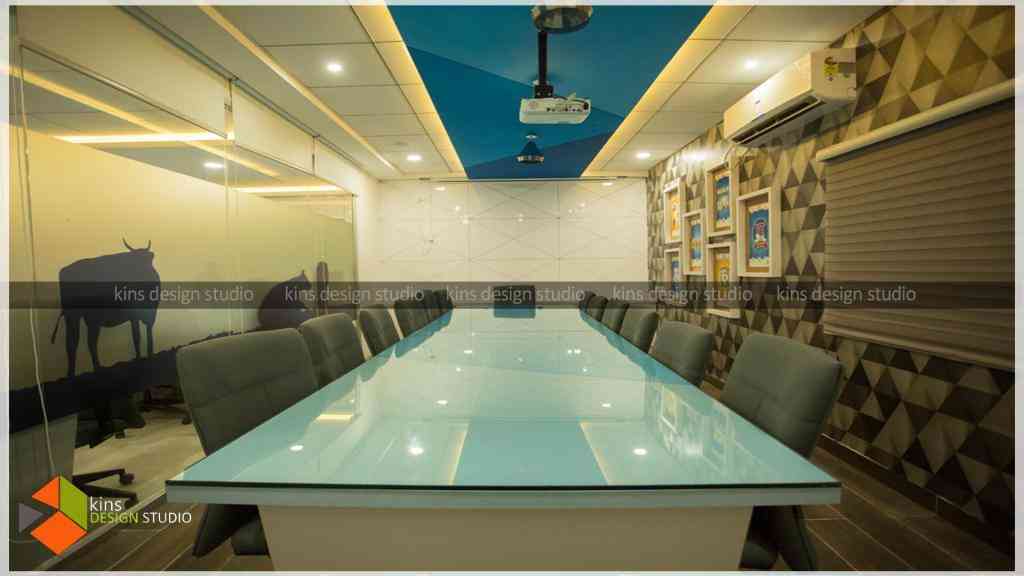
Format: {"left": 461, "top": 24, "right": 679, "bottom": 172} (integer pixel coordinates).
{"left": 22, "top": 477, "right": 89, "bottom": 555}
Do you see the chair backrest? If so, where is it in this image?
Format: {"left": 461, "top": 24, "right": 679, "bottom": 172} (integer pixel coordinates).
{"left": 421, "top": 290, "right": 441, "bottom": 320}
{"left": 586, "top": 295, "right": 608, "bottom": 321}
{"left": 579, "top": 290, "right": 595, "bottom": 310}
{"left": 722, "top": 333, "right": 841, "bottom": 457}
{"left": 600, "top": 299, "right": 629, "bottom": 332}
{"left": 619, "top": 308, "right": 659, "bottom": 352}
{"left": 649, "top": 320, "right": 713, "bottom": 384}
{"left": 298, "top": 313, "right": 365, "bottom": 387}
{"left": 358, "top": 308, "right": 401, "bottom": 355}
{"left": 394, "top": 299, "right": 425, "bottom": 336}
{"left": 433, "top": 289, "right": 451, "bottom": 312}
{"left": 177, "top": 329, "right": 318, "bottom": 455}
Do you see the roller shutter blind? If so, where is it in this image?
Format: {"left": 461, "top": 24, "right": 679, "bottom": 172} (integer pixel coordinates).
{"left": 821, "top": 99, "right": 1013, "bottom": 370}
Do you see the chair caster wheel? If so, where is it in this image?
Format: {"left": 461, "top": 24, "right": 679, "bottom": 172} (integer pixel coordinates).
{"left": 119, "top": 473, "right": 134, "bottom": 485}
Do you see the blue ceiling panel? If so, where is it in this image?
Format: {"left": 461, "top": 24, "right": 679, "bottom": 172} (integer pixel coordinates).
{"left": 391, "top": 5, "right": 711, "bottom": 179}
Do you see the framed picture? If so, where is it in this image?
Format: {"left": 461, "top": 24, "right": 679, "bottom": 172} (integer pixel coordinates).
{"left": 705, "top": 162, "right": 737, "bottom": 238}
{"left": 663, "top": 247, "right": 682, "bottom": 290}
{"left": 706, "top": 241, "right": 740, "bottom": 318}
{"left": 662, "top": 178, "right": 683, "bottom": 243}
{"left": 682, "top": 209, "right": 705, "bottom": 276}
{"left": 736, "top": 187, "right": 781, "bottom": 277}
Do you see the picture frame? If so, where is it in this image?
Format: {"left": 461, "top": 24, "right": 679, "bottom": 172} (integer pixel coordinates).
{"left": 682, "top": 209, "right": 705, "bottom": 276}
{"left": 736, "top": 187, "right": 781, "bottom": 277}
{"left": 705, "top": 241, "right": 740, "bottom": 318}
{"left": 661, "top": 177, "right": 683, "bottom": 243}
{"left": 705, "top": 161, "right": 738, "bottom": 238}
{"left": 663, "top": 247, "right": 682, "bottom": 291}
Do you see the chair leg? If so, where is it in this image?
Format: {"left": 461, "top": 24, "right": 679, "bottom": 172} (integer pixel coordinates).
{"left": 73, "top": 469, "right": 137, "bottom": 505}
{"left": 73, "top": 468, "right": 126, "bottom": 484}
{"left": 77, "top": 483, "right": 138, "bottom": 505}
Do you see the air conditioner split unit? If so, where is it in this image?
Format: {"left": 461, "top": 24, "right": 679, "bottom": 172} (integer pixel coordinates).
{"left": 724, "top": 48, "right": 857, "bottom": 147}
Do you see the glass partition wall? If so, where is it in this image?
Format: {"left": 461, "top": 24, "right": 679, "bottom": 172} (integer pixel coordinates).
{"left": 9, "top": 43, "right": 356, "bottom": 569}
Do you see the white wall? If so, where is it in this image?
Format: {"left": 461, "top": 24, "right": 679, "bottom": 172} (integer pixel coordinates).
{"left": 357, "top": 179, "right": 648, "bottom": 282}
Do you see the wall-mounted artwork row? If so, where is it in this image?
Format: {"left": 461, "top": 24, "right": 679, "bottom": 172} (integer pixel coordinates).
{"left": 706, "top": 241, "right": 739, "bottom": 318}
{"left": 736, "top": 187, "right": 781, "bottom": 277}
{"left": 705, "top": 162, "right": 737, "bottom": 238}
{"left": 662, "top": 177, "right": 682, "bottom": 243}
{"left": 664, "top": 247, "right": 681, "bottom": 290}
{"left": 683, "top": 209, "right": 704, "bottom": 276}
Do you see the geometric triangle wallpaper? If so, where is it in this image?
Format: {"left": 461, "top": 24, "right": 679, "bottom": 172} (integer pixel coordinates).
{"left": 647, "top": 4, "right": 1014, "bottom": 544}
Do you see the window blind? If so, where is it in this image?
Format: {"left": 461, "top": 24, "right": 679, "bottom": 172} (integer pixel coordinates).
{"left": 820, "top": 98, "right": 1013, "bottom": 370}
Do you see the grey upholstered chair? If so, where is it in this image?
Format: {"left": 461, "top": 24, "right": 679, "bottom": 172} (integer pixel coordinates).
{"left": 600, "top": 299, "right": 629, "bottom": 332}
{"left": 649, "top": 320, "right": 713, "bottom": 384}
{"left": 586, "top": 295, "right": 608, "bottom": 321}
{"left": 421, "top": 290, "right": 441, "bottom": 320}
{"left": 618, "top": 308, "right": 659, "bottom": 352}
{"left": 722, "top": 333, "right": 841, "bottom": 570}
{"left": 394, "top": 298, "right": 426, "bottom": 336}
{"left": 177, "top": 329, "right": 319, "bottom": 557}
{"left": 433, "top": 289, "right": 451, "bottom": 312}
{"left": 359, "top": 308, "right": 401, "bottom": 355}
{"left": 298, "top": 313, "right": 365, "bottom": 387}
{"left": 579, "top": 290, "right": 595, "bottom": 310}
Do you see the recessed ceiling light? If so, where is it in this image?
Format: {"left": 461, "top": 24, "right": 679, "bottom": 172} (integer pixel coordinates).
{"left": 204, "top": 161, "right": 224, "bottom": 170}
{"left": 434, "top": 185, "right": 446, "bottom": 191}
{"left": 407, "top": 153, "right": 423, "bottom": 162}
{"left": 635, "top": 151, "right": 651, "bottom": 160}
{"left": 408, "top": 445, "right": 424, "bottom": 456}
{"left": 326, "top": 62, "right": 343, "bottom": 73}
{"left": 436, "top": 399, "right": 449, "bottom": 406}
{"left": 601, "top": 402, "right": 612, "bottom": 408}
{"left": 602, "top": 181, "right": 613, "bottom": 187}
{"left": 290, "top": 444, "right": 304, "bottom": 452}
{"left": 633, "top": 448, "right": 648, "bottom": 456}
{"left": 744, "top": 59, "right": 759, "bottom": 70}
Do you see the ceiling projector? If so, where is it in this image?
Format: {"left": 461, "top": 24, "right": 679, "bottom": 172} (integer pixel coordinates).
{"left": 519, "top": 4, "right": 593, "bottom": 125}
{"left": 519, "top": 94, "right": 591, "bottom": 125}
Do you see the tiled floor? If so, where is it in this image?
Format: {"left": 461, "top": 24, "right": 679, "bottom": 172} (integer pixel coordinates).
{"left": 53, "top": 445, "right": 1012, "bottom": 572}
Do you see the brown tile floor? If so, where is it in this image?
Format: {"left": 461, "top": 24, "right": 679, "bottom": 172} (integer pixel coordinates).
{"left": 52, "top": 444, "right": 1012, "bottom": 572}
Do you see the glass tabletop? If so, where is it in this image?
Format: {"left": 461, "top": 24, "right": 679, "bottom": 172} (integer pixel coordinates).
{"left": 170, "top": 309, "right": 836, "bottom": 496}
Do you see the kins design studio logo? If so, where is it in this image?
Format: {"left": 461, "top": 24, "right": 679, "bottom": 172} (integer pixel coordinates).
{"left": 18, "top": 477, "right": 88, "bottom": 555}
{"left": 18, "top": 476, "right": 195, "bottom": 556}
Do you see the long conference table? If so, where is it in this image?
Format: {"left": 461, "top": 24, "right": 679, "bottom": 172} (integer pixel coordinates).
{"left": 166, "top": 308, "right": 840, "bottom": 570}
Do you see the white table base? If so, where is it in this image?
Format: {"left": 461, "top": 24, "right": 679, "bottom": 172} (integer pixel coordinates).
{"left": 259, "top": 504, "right": 753, "bottom": 570}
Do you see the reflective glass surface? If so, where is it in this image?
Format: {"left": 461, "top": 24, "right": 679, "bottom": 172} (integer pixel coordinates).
{"left": 172, "top": 309, "right": 836, "bottom": 490}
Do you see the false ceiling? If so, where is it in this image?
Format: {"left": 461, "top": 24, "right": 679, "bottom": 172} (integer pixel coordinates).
{"left": 389, "top": 5, "right": 710, "bottom": 179}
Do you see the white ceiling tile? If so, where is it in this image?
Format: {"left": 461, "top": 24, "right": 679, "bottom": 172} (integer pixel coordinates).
{"left": 603, "top": 148, "right": 675, "bottom": 171}
{"left": 687, "top": 40, "right": 829, "bottom": 84}
{"left": 655, "top": 39, "right": 719, "bottom": 83}
{"left": 365, "top": 133, "right": 436, "bottom": 153}
{"left": 690, "top": 5, "right": 754, "bottom": 40}
{"left": 376, "top": 42, "right": 423, "bottom": 85}
{"left": 344, "top": 114, "right": 424, "bottom": 137}
{"left": 662, "top": 82, "right": 754, "bottom": 113}
{"left": 383, "top": 147, "right": 447, "bottom": 173}
{"left": 728, "top": 6, "right": 881, "bottom": 42}
{"left": 621, "top": 132, "right": 701, "bottom": 151}
{"left": 266, "top": 44, "right": 394, "bottom": 87}
{"left": 399, "top": 84, "right": 435, "bottom": 114}
{"left": 314, "top": 85, "right": 412, "bottom": 115}
{"left": 641, "top": 111, "right": 722, "bottom": 134}
{"left": 219, "top": 6, "right": 370, "bottom": 45}
{"left": 634, "top": 82, "right": 681, "bottom": 112}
